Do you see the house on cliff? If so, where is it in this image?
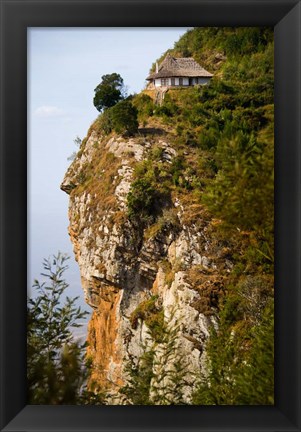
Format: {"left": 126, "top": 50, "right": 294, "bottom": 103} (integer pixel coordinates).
{"left": 146, "top": 53, "right": 213, "bottom": 88}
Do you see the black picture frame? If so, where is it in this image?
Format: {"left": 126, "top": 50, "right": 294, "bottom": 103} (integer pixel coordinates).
{"left": 0, "top": 0, "right": 300, "bottom": 431}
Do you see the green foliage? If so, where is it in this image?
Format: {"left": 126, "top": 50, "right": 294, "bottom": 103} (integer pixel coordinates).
{"left": 154, "top": 99, "right": 179, "bottom": 119}
{"left": 234, "top": 299, "right": 274, "bottom": 404}
{"left": 130, "top": 296, "right": 165, "bottom": 343}
{"left": 126, "top": 158, "right": 171, "bottom": 226}
{"left": 122, "top": 310, "right": 190, "bottom": 405}
{"left": 120, "top": 345, "right": 155, "bottom": 405}
{"left": 203, "top": 131, "right": 274, "bottom": 236}
{"left": 27, "top": 253, "right": 105, "bottom": 405}
{"left": 150, "top": 314, "right": 190, "bottom": 405}
{"left": 109, "top": 99, "right": 139, "bottom": 135}
{"left": 132, "top": 93, "right": 154, "bottom": 125}
{"left": 93, "top": 73, "right": 125, "bottom": 112}
{"left": 96, "top": 108, "right": 113, "bottom": 135}
{"left": 192, "top": 292, "right": 274, "bottom": 405}
{"left": 173, "top": 27, "right": 273, "bottom": 61}
{"left": 97, "top": 99, "right": 138, "bottom": 136}
{"left": 220, "top": 28, "right": 272, "bottom": 57}
{"left": 127, "top": 177, "right": 160, "bottom": 225}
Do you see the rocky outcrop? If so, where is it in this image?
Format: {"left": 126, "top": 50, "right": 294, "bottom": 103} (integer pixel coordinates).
{"left": 61, "top": 126, "right": 232, "bottom": 403}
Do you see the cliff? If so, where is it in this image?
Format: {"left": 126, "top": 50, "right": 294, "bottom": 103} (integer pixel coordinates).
{"left": 60, "top": 27, "right": 274, "bottom": 405}
{"left": 61, "top": 125, "right": 231, "bottom": 403}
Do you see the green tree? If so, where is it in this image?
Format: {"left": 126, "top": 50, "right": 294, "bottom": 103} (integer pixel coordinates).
{"left": 192, "top": 294, "right": 274, "bottom": 405}
{"left": 120, "top": 343, "right": 155, "bottom": 405}
{"left": 93, "top": 73, "right": 125, "bottom": 112}
{"left": 27, "top": 252, "right": 104, "bottom": 404}
{"left": 121, "top": 309, "right": 190, "bottom": 405}
{"left": 203, "top": 131, "right": 274, "bottom": 237}
{"left": 96, "top": 99, "right": 138, "bottom": 137}
{"left": 127, "top": 177, "right": 158, "bottom": 225}
{"left": 233, "top": 299, "right": 274, "bottom": 404}
{"left": 151, "top": 315, "right": 190, "bottom": 405}
{"left": 109, "top": 99, "right": 138, "bottom": 136}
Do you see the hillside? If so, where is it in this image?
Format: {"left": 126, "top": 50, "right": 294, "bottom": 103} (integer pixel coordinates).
{"left": 61, "top": 27, "right": 274, "bottom": 405}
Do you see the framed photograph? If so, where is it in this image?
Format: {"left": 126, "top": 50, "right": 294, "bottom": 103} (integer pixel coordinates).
{"left": 1, "top": 0, "right": 300, "bottom": 431}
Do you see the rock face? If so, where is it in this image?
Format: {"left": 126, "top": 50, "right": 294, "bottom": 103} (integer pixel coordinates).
{"left": 61, "top": 127, "right": 231, "bottom": 404}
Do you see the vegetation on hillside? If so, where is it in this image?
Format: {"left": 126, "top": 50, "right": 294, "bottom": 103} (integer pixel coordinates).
{"left": 98, "top": 98, "right": 139, "bottom": 136}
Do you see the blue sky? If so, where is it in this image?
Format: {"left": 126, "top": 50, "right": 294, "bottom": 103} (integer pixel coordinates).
{"left": 28, "top": 27, "right": 190, "bottom": 320}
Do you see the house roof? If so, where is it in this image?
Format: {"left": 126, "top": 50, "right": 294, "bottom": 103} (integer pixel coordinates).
{"left": 146, "top": 53, "right": 213, "bottom": 80}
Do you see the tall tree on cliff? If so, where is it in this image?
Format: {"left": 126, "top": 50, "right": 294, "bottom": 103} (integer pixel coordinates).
{"left": 93, "top": 73, "right": 126, "bottom": 112}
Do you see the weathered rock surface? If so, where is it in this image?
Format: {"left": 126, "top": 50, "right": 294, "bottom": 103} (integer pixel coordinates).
{"left": 61, "top": 128, "right": 231, "bottom": 403}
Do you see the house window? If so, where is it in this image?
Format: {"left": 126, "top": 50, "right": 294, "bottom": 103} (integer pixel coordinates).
{"left": 171, "top": 78, "right": 175, "bottom": 86}
{"left": 179, "top": 77, "right": 183, "bottom": 86}
{"left": 161, "top": 78, "right": 169, "bottom": 86}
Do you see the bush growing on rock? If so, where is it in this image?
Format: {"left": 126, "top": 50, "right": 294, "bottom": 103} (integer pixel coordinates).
{"left": 109, "top": 99, "right": 139, "bottom": 136}
{"left": 97, "top": 99, "right": 138, "bottom": 136}
{"left": 127, "top": 177, "right": 159, "bottom": 224}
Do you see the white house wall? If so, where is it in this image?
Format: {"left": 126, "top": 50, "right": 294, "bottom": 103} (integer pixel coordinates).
{"left": 154, "top": 77, "right": 211, "bottom": 87}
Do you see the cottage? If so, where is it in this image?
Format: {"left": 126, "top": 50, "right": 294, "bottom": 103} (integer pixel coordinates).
{"left": 146, "top": 53, "right": 213, "bottom": 88}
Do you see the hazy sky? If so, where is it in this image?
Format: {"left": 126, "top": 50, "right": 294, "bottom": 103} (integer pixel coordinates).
{"left": 28, "top": 27, "right": 189, "bottom": 320}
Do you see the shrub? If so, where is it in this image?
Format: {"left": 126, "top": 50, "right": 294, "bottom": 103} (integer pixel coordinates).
{"left": 132, "top": 93, "right": 154, "bottom": 123}
{"left": 109, "top": 99, "right": 139, "bottom": 136}
{"left": 130, "top": 296, "right": 165, "bottom": 343}
{"left": 127, "top": 177, "right": 159, "bottom": 224}
{"left": 96, "top": 99, "right": 139, "bottom": 136}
